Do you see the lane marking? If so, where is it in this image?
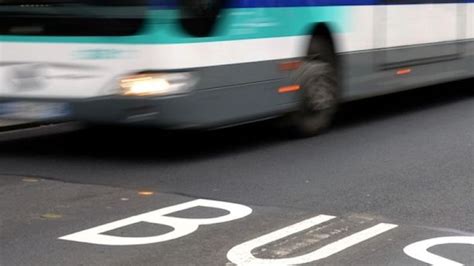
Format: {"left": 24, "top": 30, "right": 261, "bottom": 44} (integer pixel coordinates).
{"left": 59, "top": 199, "right": 252, "bottom": 246}
{"left": 404, "top": 236, "right": 474, "bottom": 266}
{"left": 227, "top": 215, "right": 398, "bottom": 265}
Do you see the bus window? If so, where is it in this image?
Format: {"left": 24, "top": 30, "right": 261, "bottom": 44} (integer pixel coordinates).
{"left": 0, "top": 0, "right": 147, "bottom": 36}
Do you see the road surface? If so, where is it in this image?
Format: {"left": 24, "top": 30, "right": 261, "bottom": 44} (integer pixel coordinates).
{"left": 0, "top": 80, "right": 473, "bottom": 266}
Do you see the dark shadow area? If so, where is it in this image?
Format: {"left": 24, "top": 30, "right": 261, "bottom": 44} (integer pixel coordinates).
{"left": 0, "top": 78, "right": 472, "bottom": 163}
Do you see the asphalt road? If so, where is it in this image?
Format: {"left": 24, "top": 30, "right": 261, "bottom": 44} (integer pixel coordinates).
{"left": 0, "top": 80, "right": 473, "bottom": 266}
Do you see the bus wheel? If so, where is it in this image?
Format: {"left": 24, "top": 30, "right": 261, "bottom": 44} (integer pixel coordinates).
{"left": 287, "top": 59, "right": 339, "bottom": 137}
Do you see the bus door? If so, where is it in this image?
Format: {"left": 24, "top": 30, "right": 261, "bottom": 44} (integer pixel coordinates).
{"left": 378, "top": 0, "right": 465, "bottom": 69}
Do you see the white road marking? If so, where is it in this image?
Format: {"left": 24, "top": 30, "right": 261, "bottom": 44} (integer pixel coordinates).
{"left": 59, "top": 199, "right": 252, "bottom": 246}
{"left": 404, "top": 236, "right": 474, "bottom": 266}
{"left": 227, "top": 215, "right": 398, "bottom": 265}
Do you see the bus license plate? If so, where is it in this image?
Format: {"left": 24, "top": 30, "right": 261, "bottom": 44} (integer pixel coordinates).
{"left": 0, "top": 102, "right": 70, "bottom": 120}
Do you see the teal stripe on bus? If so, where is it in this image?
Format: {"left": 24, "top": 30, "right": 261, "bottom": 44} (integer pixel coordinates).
{"left": 0, "top": 7, "right": 349, "bottom": 44}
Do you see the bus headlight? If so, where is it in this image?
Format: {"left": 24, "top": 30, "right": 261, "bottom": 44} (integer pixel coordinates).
{"left": 120, "top": 73, "right": 196, "bottom": 97}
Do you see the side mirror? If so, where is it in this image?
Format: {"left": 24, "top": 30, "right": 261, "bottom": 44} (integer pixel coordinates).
{"left": 178, "top": 0, "right": 226, "bottom": 37}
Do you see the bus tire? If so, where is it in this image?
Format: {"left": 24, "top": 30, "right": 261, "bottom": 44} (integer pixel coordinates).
{"left": 287, "top": 59, "right": 339, "bottom": 137}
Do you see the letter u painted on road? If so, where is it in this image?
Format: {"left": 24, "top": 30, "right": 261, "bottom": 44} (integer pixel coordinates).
{"left": 227, "top": 215, "right": 398, "bottom": 265}
{"left": 59, "top": 199, "right": 253, "bottom": 246}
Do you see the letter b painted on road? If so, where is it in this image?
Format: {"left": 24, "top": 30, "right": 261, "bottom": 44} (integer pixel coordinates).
{"left": 59, "top": 199, "right": 252, "bottom": 246}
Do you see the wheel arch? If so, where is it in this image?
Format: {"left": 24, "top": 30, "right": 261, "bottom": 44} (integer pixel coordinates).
{"left": 306, "top": 22, "right": 338, "bottom": 60}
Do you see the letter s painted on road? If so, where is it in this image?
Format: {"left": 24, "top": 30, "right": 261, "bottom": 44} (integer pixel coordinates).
{"left": 404, "top": 236, "right": 474, "bottom": 266}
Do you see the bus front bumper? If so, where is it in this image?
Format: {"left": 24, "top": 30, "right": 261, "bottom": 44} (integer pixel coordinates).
{"left": 0, "top": 80, "right": 299, "bottom": 129}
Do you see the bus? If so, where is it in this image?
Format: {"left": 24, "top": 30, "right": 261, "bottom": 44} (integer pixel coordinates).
{"left": 0, "top": 0, "right": 473, "bottom": 136}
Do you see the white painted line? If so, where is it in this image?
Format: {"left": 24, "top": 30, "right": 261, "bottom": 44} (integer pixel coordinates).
{"left": 59, "top": 199, "right": 252, "bottom": 246}
{"left": 404, "top": 236, "right": 474, "bottom": 266}
{"left": 227, "top": 215, "right": 398, "bottom": 265}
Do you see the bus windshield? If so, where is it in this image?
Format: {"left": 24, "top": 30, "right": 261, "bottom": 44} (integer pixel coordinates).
{"left": 0, "top": 0, "right": 147, "bottom": 36}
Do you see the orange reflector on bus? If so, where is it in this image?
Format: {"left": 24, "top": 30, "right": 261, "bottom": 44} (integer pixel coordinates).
{"left": 279, "top": 61, "right": 302, "bottom": 71}
{"left": 278, "top": 85, "right": 301, "bottom": 94}
{"left": 397, "top": 68, "right": 412, "bottom": 75}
